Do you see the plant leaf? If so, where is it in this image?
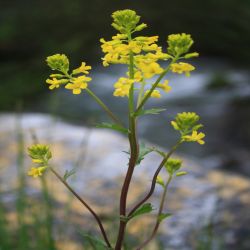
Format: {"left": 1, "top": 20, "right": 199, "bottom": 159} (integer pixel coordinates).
{"left": 134, "top": 108, "right": 166, "bottom": 117}
{"left": 158, "top": 213, "right": 172, "bottom": 222}
{"left": 96, "top": 122, "right": 128, "bottom": 134}
{"left": 82, "top": 233, "right": 109, "bottom": 250}
{"left": 130, "top": 203, "right": 154, "bottom": 219}
{"left": 136, "top": 143, "right": 154, "bottom": 165}
{"left": 63, "top": 169, "right": 76, "bottom": 181}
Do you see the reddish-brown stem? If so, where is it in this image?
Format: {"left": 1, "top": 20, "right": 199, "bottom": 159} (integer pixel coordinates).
{"left": 115, "top": 121, "right": 139, "bottom": 250}
{"left": 49, "top": 167, "right": 112, "bottom": 248}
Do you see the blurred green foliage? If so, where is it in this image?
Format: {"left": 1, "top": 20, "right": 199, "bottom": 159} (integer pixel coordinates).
{"left": 1, "top": 0, "right": 250, "bottom": 109}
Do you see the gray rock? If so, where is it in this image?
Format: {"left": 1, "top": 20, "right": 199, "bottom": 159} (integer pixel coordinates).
{"left": 0, "top": 113, "right": 249, "bottom": 250}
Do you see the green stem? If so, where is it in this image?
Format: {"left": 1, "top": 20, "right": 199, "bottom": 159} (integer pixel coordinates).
{"left": 136, "top": 175, "right": 172, "bottom": 249}
{"left": 136, "top": 58, "right": 177, "bottom": 112}
{"left": 136, "top": 79, "right": 146, "bottom": 108}
{"left": 85, "top": 88, "right": 123, "bottom": 126}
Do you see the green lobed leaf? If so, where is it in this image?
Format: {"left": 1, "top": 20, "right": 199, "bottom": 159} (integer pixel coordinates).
{"left": 96, "top": 122, "right": 128, "bottom": 134}
{"left": 130, "top": 203, "right": 154, "bottom": 219}
{"left": 134, "top": 108, "right": 166, "bottom": 117}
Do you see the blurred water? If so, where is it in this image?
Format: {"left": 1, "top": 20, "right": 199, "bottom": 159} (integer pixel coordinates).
{"left": 36, "top": 59, "right": 250, "bottom": 174}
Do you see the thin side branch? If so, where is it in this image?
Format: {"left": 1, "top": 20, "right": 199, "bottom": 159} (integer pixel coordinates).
{"left": 49, "top": 167, "right": 112, "bottom": 248}
{"left": 128, "top": 140, "right": 182, "bottom": 217}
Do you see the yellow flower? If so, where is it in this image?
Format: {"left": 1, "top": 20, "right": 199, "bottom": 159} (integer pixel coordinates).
{"left": 113, "top": 77, "right": 134, "bottom": 97}
{"left": 32, "top": 159, "right": 43, "bottom": 163}
{"left": 157, "top": 80, "right": 171, "bottom": 93}
{"left": 145, "top": 89, "right": 161, "bottom": 98}
{"left": 183, "top": 131, "right": 205, "bottom": 145}
{"left": 138, "top": 61, "right": 163, "bottom": 78}
{"left": 28, "top": 166, "right": 47, "bottom": 178}
{"left": 65, "top": 76, "right": 91, "bottom": 94}
{"left": 46, "top": 78, "right": 66, "bottom": 90}
{"left": 171, "top": 62, "right": 195, "bottom": 77}
{"left": 72, "top": 62, "right": 91, "bottom": 75}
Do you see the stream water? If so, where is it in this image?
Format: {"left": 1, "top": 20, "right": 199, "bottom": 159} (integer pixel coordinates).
{"left": 37, "top": 59, "right": 250, "bottom": 175}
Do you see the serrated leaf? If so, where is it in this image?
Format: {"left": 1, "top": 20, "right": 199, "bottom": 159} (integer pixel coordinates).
{"left": 158, "top": 213, "right": 172, "bottom": 222}
{"left": 96, "top": 123, "right": 128, "bottom": 134}
{"left": 134, "top": 108, "right": 166, "bottom": 117}
{"left": 176, "top": 171, "right": 188, "bottom": 177}
{"left": 82, "top": 233, "right": 109, "bottom": 250}
{"left": 63, "top": 169, "right": 76, "bottom": 181}
{"left": 130, "top": 203, "right": 154, "bottom": 219}
{"left": 136, "top": 143, "right": 154, "bottom": 165}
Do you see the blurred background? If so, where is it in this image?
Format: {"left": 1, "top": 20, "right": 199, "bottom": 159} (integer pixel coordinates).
{"left": 0, "top": 0, "right": 250, "bottom": 249}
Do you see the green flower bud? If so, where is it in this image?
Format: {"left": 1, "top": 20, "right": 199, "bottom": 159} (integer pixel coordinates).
{"left": 28, "top": 144, "right": 52, "bottom": 164}
{"left": 111, "top": 9, "right": 142, "bottom": 34}
{"left": 165, "top": 158, "right": 182, "bottom": 175}
{"left": 171, "top": 112, "right": 203, "bottom": 135}
{"left": 184, "top": 52, "right": 199, "bottom": 59}
{"left": 134, "top": 23, "right": 147, "bottom": 32}
{"left": 46, "top": 54, "right": 69, "bottom": 73}
{"left": 167, "top": 33, "right": 194, "bottom": 57}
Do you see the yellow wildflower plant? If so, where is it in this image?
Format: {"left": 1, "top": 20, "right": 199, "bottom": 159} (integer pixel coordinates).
{"left": 171, "top": 62, "right": 195, "bottom": 77}
{"left": 29, "top": 9, "right": 206, "bottom": 249}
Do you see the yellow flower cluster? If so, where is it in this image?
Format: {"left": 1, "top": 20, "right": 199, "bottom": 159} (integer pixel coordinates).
{"left": 101, "top": 10, "right": 199, "bottom": 100}
{"left": 100, "top": 35, "right": 169, "bottom": 70}
{"left": 171, "top": 112, "right": 205, "bottom": 145}
{"left": 46, "top": 54, "right": 92, "bottom": 95}
{"left": 27, "top": 144, "right": 52, "bottom": 178}
{"left": 171, "top": 62, "right": 195, "bottom": 77}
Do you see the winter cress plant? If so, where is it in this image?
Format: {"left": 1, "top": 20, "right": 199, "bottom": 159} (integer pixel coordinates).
{"left": 27, "top": 9, "right": 205, "bottom": 250}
